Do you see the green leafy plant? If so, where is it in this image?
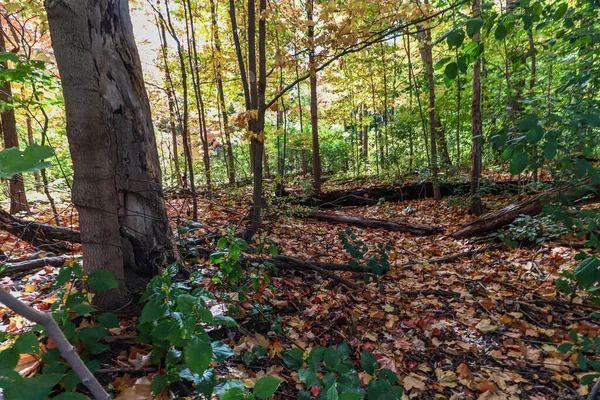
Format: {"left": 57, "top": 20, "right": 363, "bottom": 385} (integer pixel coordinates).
{"left": 282, "top": 342, "right": 403, "bottom": 399}
{"left": 0, "top": 261, "right": 115, "bottom": 399}
{"left": 493, "top": 214, "right": 567, "bottom": 247}
{"left": 338, "top": 229, "right": 391, "bottom": 279}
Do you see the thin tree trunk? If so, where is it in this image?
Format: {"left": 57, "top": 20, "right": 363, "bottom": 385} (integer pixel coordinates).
{"left": 158, "top": 19, "right": 183, "bottom": 188}
{"left": 46, "top": 0, "right": 180, "bottom": 310}
{"left": 529, "top": 30, "right": 538, "bottom": 181}
{"left": 32, "top": 87, "right": 60, "bottom": 224}
{"left": 184, "top": 0, "right": 211, "bottom": 193}
{"left": 210, "top": 0, "right": 235, "bottom": 185}
{"left": 163, "top": 0, "right": 198, "bottom": 220}
{"left": 26, "top": 116, "right": 41, "bottom": 189}
{"left": 307, "top": 0, "right": 321, "bottom": 192}
{"left": 470, "top": 0, "right": 484, "bottom": 216}
{"left": 420, "top": 6, "right": 441, "bottom": 200}
{"left": 0, "top": 18, "right": 28, "bottom": 214}
{"left": 404, "top": 34, "right": 430, "bottom": 170}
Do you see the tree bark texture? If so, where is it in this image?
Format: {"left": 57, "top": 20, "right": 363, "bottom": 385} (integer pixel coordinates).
{"left": 45, "top": 0, "right": 178, "bottom": 309}
{"left": 0, "top": 18, "right": 28, "bottom": 214}
{"left": 470, "top": 0, "right": 484, "bottom": 216}
{"left": 308, "top": 0, "right": 322, "bottom": 193}
{"left": 420, "top": 4, "right": 441, "bottom": 200}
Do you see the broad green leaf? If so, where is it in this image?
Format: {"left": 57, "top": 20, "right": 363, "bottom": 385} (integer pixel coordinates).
{"left": 97, "top": 312, "right": 120, "bottom": 329}
{"left": 466, "top": 18, "right": 483, "bottom": 38}
{"left": 254, "top": 376, "right": 283, "bottom": 399}
{"left": 283, "top": 348, "right": 305, "bottom": 369}
{"left": 87, "top": 269, "right": 118, "bottom": 291}
{"left": 444, "top": 62, "right": 458, "bottom": 80}
{"left": 14, "top": 332, "right": 40, "bottom": 354}
{"left": 0, "top": 145, "right": 54, "bottom": 179}
{"left": 574, "top": 257, "right": 600, "bottom": 286}
{"left": 3, "top": 374, "right": 63, "bottom": 400}
{"left": 152, "top": 374, "right": 169, "bottom": 395}
{"left": 494, "top": 24, "right": 507, "bottom": 40}
{"left": 139, "top": 300, "right": 168, "bottom": 324}
{"left": 510, "top": 153, "right": 529, "bottom": 175}
{"left": 361, "top": 350, "right": 379, "bottom": 375}
{"left": 211, "top": 341, "right": 235, "bottom": 361}
{"left": 185, "top": 337, "right": 212, "bottom": 375}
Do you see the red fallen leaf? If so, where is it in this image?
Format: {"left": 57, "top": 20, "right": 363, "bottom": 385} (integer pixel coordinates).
{"left": 407, "top": 361, "right": 417, "bottom": 371}
{"left": 36, "top": 303, "right": 50, "bottom": 311}
{"left": 431, "top": 328, "right": 441, "bottom": 336}
{"left": 482, "top": 275, "right": 493, "bottom": 283}
{"left": 310, "top": 385, "right": 322, "bottom": 396}
{"left": 282, "top": 279, "right": 296, "bottom": 288}
{"left": 540, "top": 282, "right": 553, "bottom": 288}
{"left": 363, "top": 343, "right": 375, "bottom": 351}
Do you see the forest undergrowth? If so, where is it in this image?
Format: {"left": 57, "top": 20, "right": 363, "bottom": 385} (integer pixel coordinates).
{"left": 1, "top": 171, "right": 598, "bottom": 400}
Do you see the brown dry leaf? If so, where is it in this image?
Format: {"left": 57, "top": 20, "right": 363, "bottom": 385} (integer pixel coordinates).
{"left": 476, "top": 319, "right": 498, "bottom": 333}
{"left": 456, "top": 362, "right": 473, "bottom": 380}
{"left": 435, "top": 368, "right": 457, "bottom": 388}
{"left": 475, "top": 380, "right": 497, "bottom": 393}
{"left": 114, "top": 375, "right": 153, "bottom": 399}
{"left": 15, "top": 353, "right": 41, "bottom": 377}
{"left": 402, "top": 373, "right": 427, "bottom": 392}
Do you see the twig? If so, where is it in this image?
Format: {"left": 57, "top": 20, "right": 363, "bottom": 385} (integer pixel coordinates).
{"left": 0, "top": 286, "right": 110, "bottom": 399}
{"left": 276, "top": 255, "right": 359, "bottom": 289}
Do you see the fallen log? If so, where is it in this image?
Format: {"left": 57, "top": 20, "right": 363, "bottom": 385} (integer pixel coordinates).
{"left": 0, "top": 256, "right": 66, "bottom": 276}
{"left": 451, "top": 180, "right": 600, "bottom": 239}
{"left": 0, "top": 209, "right": 81, "bottom": 251}
{"left": 292, "top": 180, "right": 533, "bottom": 208}
{"left": 273, "top": 255, "right": 358, "bottom": 289}
{"left": 306, "top": 211, "right": 443, "bottom": 236}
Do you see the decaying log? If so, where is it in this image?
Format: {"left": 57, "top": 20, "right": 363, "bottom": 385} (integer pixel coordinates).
{"left": 0, "top": 209, "right": 80, "bottom": 251}
{"left": 292, "top": 180, "right": 533, "bottom": 208}
{"left": 451, "top": 180, "right": 600, "bottom": 239}
{"left": 306, "top": 211, "right": 443, "bottom": 235}
{"left": 0, "top": 257, "right": 66, "bottom": 277}
{"left": 272, "top": 255, "right": 358, "bottom": 289}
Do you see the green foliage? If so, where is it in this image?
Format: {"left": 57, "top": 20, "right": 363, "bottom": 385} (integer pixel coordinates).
{"left": 0, "top": 262, "right": 113, "bottom": 398}
{"left": 282, "top": 342, "right": 403, "bottom": 399}
{"left": 338, "top": 229, "right": 391, "bottom": 279}
{"left": 0, "top": 145, "right": 54, "bottom": 179}
{"left": 493, "top": 214, "right": 567, "bottom": 247}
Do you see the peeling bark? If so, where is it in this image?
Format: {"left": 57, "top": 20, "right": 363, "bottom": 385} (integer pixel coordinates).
{"left": 45, "top": 0, "right": 179, "bottom": 310}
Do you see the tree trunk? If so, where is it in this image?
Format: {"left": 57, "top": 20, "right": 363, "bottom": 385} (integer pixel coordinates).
{"left": 210, "top": 0, "right": 235, "bottom": 185}
{"left": 0, "top": 19, "right": 28, "bottom": 214}
{"left": 163, "top": 0, "right": 198, "bottom": 220}
{"left": 470, "top": 0, "right": 484, "bottom": 216}
{"left": 158, "top": 20, "right": 183, "bottom": 188}
{"left": 244, "top": 0, "right": 267, "bottom": 239}
{"left": 308, "top": 0, "right": 321, "bottom": 193}
{"left": 45, "top": 0, "right": 179, "bottom": 310}
{"left": 419, "top": 7, "right": 441, "bottom": 200}
{"left": 26, "top": 117, "right": 42, "bottom": 189}
{"left": 184, "top": 0, "right": 211, "bottom": 192}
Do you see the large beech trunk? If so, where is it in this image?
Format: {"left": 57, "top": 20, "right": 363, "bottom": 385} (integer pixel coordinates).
{"left": 45, "top": 0, "right": 178, "bottom": 310}
{"left": 306, "top": 211, "right": 443, "bottom": 235}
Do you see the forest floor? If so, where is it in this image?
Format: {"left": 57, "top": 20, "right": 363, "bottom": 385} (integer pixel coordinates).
{"left": 1, "top": 173, "right": 598, "bottom": 400}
